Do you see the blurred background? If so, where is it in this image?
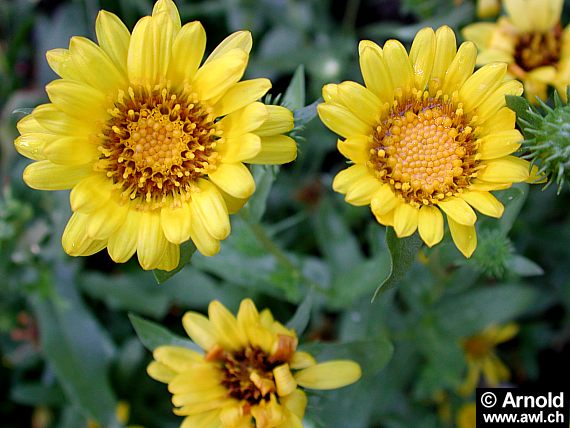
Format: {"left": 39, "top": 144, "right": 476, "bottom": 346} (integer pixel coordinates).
{"left": 1, "top": 0, "right": 569, "bottom": 426}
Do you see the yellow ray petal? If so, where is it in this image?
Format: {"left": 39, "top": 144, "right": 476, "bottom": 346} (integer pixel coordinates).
{"left": 337, "top": 135, "right": 370, "bottom": 164}
{"left": 448, "top": 217, "right": 477, "bottom": 258}
{"left": 429, "top": 26, "right": 457, "bottom": 94}
{"left": 245, "top": 135, "right": 297, "bottom": 165}
{"left": 218, "top": 133, "right": 261, "bottom": 163}
{"left": 478, "top": 156, "right": 530, "bottom": 183}
{"left": 209, "top": 300, "right": 248, "bottom": 351}
{"left": 204, "top": 31, "right": 252, "bottom": 64}
{"left": 317, "top": 104, "right": 371, "bottom": 139}
{"left": 153, "top": 346, "right": 202, "bottom": 372}
{"left": 332, "top": 164, "right": 368, "bottom": 195}
{"left": 476, "top": 80, "right": 523, "bottom": 124}
{"left": 273, "top": 364, "right": 297, "bottom": 397}
{"left": 156, "top": 241, "right": 180, "bottom": 271}
{"left": 294, "top": 360, "right": 361, "bottom": 390}
{"left": 147, "top": 361, "right": 177, "bottom": 383}
{"left": 107, "top": 208, "right": 141, "bottom": 263}
{"left": 86, "top": 200, "right": 128, "bottom": 240}
{"left": 344, "top": 174, "right": 380, "bottom": 206}
{"left": 219, "top": 102, "right": 268, "bottom": 137}
{"left": 438, "top": 197, "right": 477, "bottom": 226}
{"left": 358, "top": 42, "right": 394, "bottom": 103}
{"left": 281, "top": 389, "right": 307, "bottom": 420}
{"left": 189, "top": 203, "right": 221, "bottom": 256}
{"left": 393, "top": 202, "right": 419, "bottom": 237}
{"left": 418, "top": 205, "right": 444, "bottom": 247}
{"left": 62, "top": 212, "right": 107, "bottom": 256}
{"left": 383, "top": 39, "right": 414, "bottom": 92}
{"left": 462, "top": 22, "right": 497, "bottom": 49}
{"left": 193, "top": 179, "right": 230, "bottom": 240}
{"left": 477, "top": 107, "right": 517, "bottom": 136}
{"left": 213, "top": 78, "right": 272, "bottom": 118}
{"left": 137, "top": 210, "right": 168, "bottom": 270}
{"left": 236, "top": 298, "right": 260, "bottom": 330}
{"left": 152, "top": 0, "right": 181, "bottom": 30}
{"left": 43, "top": 136, "right": 98, "bottom": 166}
{"left": 336, "top": 81, "right": 382, "bottom": 125}
{"left": 182, "top": 312, "right": 218, "bottom": 351}
{"left": 370, "top": 184, "right": 398, "bottom": 216}
{"left": 167, "top": 21, "right": 206, "bottom": 83}
{"left": 95, "top": 10, "right": 130, "bottom": 74}
{"left": 460, "top": 190, "right": 504, "bottom": 218}
{"left": 46, "top": 48, "right": 78, "bottom": 81}
{"left": 193, "top": 49, "right": 248, "bottom": 102}
{"left": 442, "top": 41, "right": 477, "bottom": 94}
{"left": 290, "top": 351, "right": 317, "bottom": 369}
{"left": 459, "top": 62, "right": 507, "bottom": 114}
{"left": 208, "top": 163, "right": 255, "bottom": 199}
{"left": 45, "top": 79, "right": 108, "bottom": 122}
{"left": 409, "top": 27, "right": 436, "bottom": 90}
{"left": 23, "top": 161, "right": 90, "bottom": 190}
{"left": 14, "top": 133, "right": 50, "bottom": 161}
{"left": 254, "top": 105, "right": 294, "bottom": 137}
{"left": 477, "top": 130, "right": 522, "bottom": 160}
{"left": 161, "top": 201, "right": 192, "bottom": 244}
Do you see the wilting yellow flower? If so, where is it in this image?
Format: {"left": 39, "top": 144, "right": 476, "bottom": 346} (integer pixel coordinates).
{"left": 477, "top": 0, "right": 501, "bottom": 18}
{"left": 147, "top": 299, "right": 361, "bottom": 428}
{"left": 463, "top": 0, "right": 569, "bottom": 102}
{"left": 318, "top": 26, "right": 531, "bottom": 257}
{"left": 458, "top": 323, "right": 519, "bottom": 395}
{"left": 456, "top": 402, "right": 476, "bottom": 428}
{"left": 14, "top": 0, "right": 296, "bottom": 270}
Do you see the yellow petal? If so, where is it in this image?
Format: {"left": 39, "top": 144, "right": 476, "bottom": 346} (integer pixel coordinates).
{"left": 477, "top": 130, "right": 522, "bottom": 160}
{"left": 281, "top": 389, "right": 307, "bottom": 420}
{"left": 370, "top": 184, "right": 398, "bottom": 216}
{"left": 46, "top": 79, "right": 107, "bottom": 122}
{"left": 193, "top": 179, "right": 230, "bottom": 240}
{"left": 182, "top": 312, "right": 218, "bottom": 351}
{"left": 169, "top": 366, "right": 223, "bottom": 394}
{"left": 46, "top": 48, "right": 78, "bottom": 81}
{"left": 255, "top": 105, "right": 294, "bottom": 137}
{"left": 219, "top": 102, "right": 268, "bottom": 137}
{"left": 478, "top": 106, "right": 517, "bottom": 135}
{"left": 189, "top": 202, "right": 221, "bottom": 256}
{"left": 69, "top": 36, "right": 127, "bottom": 94}
{"left": 156, "top": 241, "right": 180, "bottom": 271}
{"left": 219, "top": 405, "right": 250, "bottom": 428}
{"left": 193, "top": 49, "right": 248, "bottom": 102}
{"left": 152, "top": 0, "right": 181, "bottom": 30}
{"left": 208, "top": 162, "right": 255, "bottom": 199}
{"left": 448, "top": 217, "right": 477, "bottom": 258}
{"left": 383, "top": 39, "right": 414, "bottom": 92}
{"left": 460, "top": 190, "right": 504, "bottom": 218}
{"left": 409, "top": 27, "right": 436, "bottom": 90}
{"left": 127, "top": 13, "right": 174, "bottom": 86}
{"left": 336, "top": 81, "right": 382, "bottom": 125}
{"left": 358, "top": 42, "right": 395, "bottom": 103}
{"left": 245, "top": 135, "right": 297, "bottom": 165}
{"left": 214, "top": 184, "right": 248, "bottom": 214}
{"left": 204, "top": 31, "right": 252, "bottom": 64}
{"left": 32, "top": 103, "right": 92, "bottom": 136}
{"left": 137, "top": 211, "right": 168, "bottom": 270}
{"left": 429, "top": 26, "right": 457, "bottom": 94}
{"left": 322, "top": 83, "right": 339, "bottom": 103}
{"left": 418, "top": 205, "right": 444, "bottom": 247}
{"left": 181, "top": 410, "right": 221, "bottom": 428}
{"left": 492, "top": 322, "right": 520, "bottom": 344}
{"left": 213, "top": 78, "right": 272, "bottom": 118}
{"left": 167, "top": 21, "right": 206, "bottom": 83}
{"left": 237, "top": 298, "right": 260, "bottom": 329}
{"left": 86, "top": 200, "right": 129, "bottom": 240}
{"left": 14, "top": 133, "right": 49, "bottom": 161}
{"left": 95, "top": 10, "right": 130, "bottom": 74}
{"left": 147, "top": 361, "right": 176, "bottom": 383}
{"left": 459, "top": 62, "right": 507, "bottom": 114}
{"left": 209, "top": 300, "right": 248, "bottom": 351}
{"left": 290, "top": 351, "right": 317, "bottom": 369}
{"left": 317, "top": 104, "right": 371, "bottom": 139}
{"left": 161, "top": 201, "right": 191, "bottom": 244}
{"left": 478, "top": 156, "right": 530, "bottom": 182}
{"left": 62, "top": 212, "right": 107, "bottom": 256}
{"left": 462, "top": 22, "right": 497, "bottom": 49}
{"left": 107, "top": 208, "right": 141, "bottom": 263}
{"left": 23, "top": 161, "right": 90, "bottom": 190}
{"left": 273, "top": 364, "right": 297, "bottom": 397}
{"left": 438, "top": 197, "right": 477, "bottom": 226}
{"left": 218, "top": 133, "right": 261, "bottom": 163}
{"left": 476, "top": 80, "right": 523, "bottom": 124}
{"left": 153, "top": 346, "right": 202, "bottom": 372}
{"left": 173, "top": 386, "right": 228, "bottom": 407}
{"left": 337, "top": 136, "right": 370, "bottom": 164}
{"left": 393, "top": 202, "right": 419, "bottom": 237}
{"left": 442, "top": 41, "right": 477, "bottom": 94}
{"left": 294, "top": 360, "right": 361, "bottom": 390}
{"left": 332, "top": 164, "right": 368, "bottom": 195}
{"left": 344, "top": 174, "right": 380, "bottom": 206}
{"left": 43, "top": 136, "right": 98, "bottom": 165}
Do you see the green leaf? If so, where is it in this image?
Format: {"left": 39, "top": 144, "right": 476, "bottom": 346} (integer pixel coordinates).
{"left": 153, "top": 240, "right": 197, "bottom": 284}
{"left": 242, "top": 165, "right": 278, "bottom": 223}
{"left": 282, "top": 65, "right": 305, "bottom": 111}
{"left": 507, "top": 255, "right": 544, "bottom": 277}
{"left": 495, "top": 184, "right": 529, "bottom": 236}
{"left": 302, "top": 337, "right": 394, "bottom": 377}
{"left": 293, "top": 98, "right": 320, "bottom": 129}
{"left": 10, "top": 382, "right": 66, "bottom": 407}
{"left": 373, "top": 228, "right": 422, "bottom": 299}
{"left": 129, "top": 313, "right": 202, "bottom": 353}
{"left": 30, "top": 265, "right": 119, "bottom": 427}
{"left": 506, "top": 95, "right": 542, "bottom": 134}
{"left": 286, "top": 290, "right": 313, "bottom": 335}
{"left": 434, "top": 284, "right": 541, "bottom": 337}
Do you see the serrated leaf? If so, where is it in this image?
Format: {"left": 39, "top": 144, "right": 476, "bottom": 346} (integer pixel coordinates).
{"left": 434, "top": 284, "right": 541, "bottom": 337}
{"left": 30, "top": 265, "right": 119, "bottom": 427}
{"left": 153, "top": 241, "right": 197, "bottom": 284}
{"left": 373, "top": 228, "right": 422, "bottom": 299}
{"left": 507, "top": 255, "right": 544, "bottom": 276}
{"left": 282, "top": 65, "right": 305, "bottom": 111}
{"left": 286, "top": 290, "right": 313, "bottom": 335}
{"left": 129, "top": 313, "right": 202, "bottom": 353}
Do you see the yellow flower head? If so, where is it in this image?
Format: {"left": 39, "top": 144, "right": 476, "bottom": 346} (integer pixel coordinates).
{"left": 464, "top": 0, "right": 569, "bottom": 102}
{"left": 147, "top": 299, "right": 362, "bottom": 428}
{"left": 456, "top": 402, "right": 476, "bottom": 428}
{"left": 458, "top": 322, "right": 519, "bottom": 395}
{"left": 14, "top": 0, "right": 297, "bottom": 270}
{"left": 318, "top": 26, "right": 531, "bottom": 258}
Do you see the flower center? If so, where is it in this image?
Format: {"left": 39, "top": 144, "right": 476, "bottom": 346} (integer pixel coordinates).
{"left": 98, "top": 86, "right": 221, "bottom": 210}
{"left": 513, "top": 25, "right": 562, "bottom": 72}
{"left": 463, "top": 336, "right": 494, "bottom": 359}
{"left": 369, "top": 93, "right": 477, "bottom": 206}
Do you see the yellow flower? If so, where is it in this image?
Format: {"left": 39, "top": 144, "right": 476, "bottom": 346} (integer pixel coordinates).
{"left": 456, "top": 402, "right": 476, "bottom": 428}
{"left": 318, "top": 26, "right": 531, "bottom": 258}
{"left": 14, "top": 0, "right": 297, "bottom": 270}
{"left": 463, "top": 0, "right": 569, "bottom": 102}
{"left": 147, "top": 299, "right": 362, "bottom": 428}
{"left": 458, "top": 323, "right": 519, "bottom": 395}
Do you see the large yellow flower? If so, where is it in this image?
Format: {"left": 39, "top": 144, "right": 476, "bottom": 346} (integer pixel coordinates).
{"left": 318, "top": 26, "right": 531, "bottom": 257}
{"left": 147, "top": 299, "right": 361, "bottom": 428}
{"left": 458, "top": 323, "right": 519, "bottom": 395}
{"left": 463, "top": 0, "right": 570, "bottom": 102}
{"left": 14, "top": 0, "right": 296, "bottom": 270}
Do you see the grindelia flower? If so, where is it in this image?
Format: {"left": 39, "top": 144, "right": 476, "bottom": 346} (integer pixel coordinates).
{"left": 318, "top": 26, "right": 531, "bottom": 257}
{"left": 147, "top": 299, "right": 361, "bottom": 428}
{"left": 14, "top": 0, "right": 296, "bottom": 270}
{"left": 463, "top": 0, "right": 569, "bottom": 102}
{"left": 458, "top": 323, "right": 519, "bottom": 395}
